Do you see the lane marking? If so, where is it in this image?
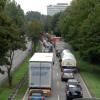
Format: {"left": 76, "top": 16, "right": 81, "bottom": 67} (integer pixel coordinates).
{"left": 57, "top": 95, "right": 60, "bottom": 100}
{"left": 57, "top": 72, "right": 58, "bottom": 77}
{"left": 57, "top": 81, "right": 59, "bottom": 86}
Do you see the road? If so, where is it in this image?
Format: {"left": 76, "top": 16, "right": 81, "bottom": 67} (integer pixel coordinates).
{"left": 23, "top": 47, "right": 91, "bottom": 100}
{"left": 0, "top": 41, "right": 31, "bottom": 85}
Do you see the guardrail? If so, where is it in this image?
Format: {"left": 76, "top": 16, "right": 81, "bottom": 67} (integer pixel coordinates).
{"left": 8, "top": 71, "right": 28, "bottom": 100}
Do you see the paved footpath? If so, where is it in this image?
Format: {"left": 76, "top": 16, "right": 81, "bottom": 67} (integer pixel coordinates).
{"left": 0, "top": 41, "right": 31, "bottom": 85}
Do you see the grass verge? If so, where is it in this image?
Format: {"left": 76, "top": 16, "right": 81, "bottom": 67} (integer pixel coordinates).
{"left": 0, "top": 55, "right": 30, "bottom": 100}
{"left": 74, "top": 52, "right": 100, "bottom": 97}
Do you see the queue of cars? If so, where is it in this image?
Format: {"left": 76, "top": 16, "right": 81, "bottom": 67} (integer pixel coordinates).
{"left": 55, "top": 42, "right": 83, "bottom": 100}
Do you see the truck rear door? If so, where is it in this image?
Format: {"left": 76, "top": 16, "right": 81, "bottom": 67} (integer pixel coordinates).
{"left": 40, "top": 63, "right": 51, "bottom": 87}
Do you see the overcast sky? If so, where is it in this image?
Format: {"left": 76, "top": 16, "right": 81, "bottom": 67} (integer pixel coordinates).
{"left": 15, "top": 0, "right": 72, "bottom": 15}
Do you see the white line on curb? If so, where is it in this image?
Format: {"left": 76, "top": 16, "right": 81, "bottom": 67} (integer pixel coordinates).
{"left": 79, "top": 73, "right": 92, "bottom": 98}
{"left": 22, "top": 89, "right": 28, "bottom": 100}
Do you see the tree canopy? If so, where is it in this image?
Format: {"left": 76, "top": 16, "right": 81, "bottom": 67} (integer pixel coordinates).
{"left": 51, "top": 0, "right": 100, "bottom": 63}
{"left": 0, "top": 0, "right": 26, "bottom": 86}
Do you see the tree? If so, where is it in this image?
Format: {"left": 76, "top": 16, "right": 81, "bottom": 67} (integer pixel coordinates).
{"left": 57, "top": 0, "right": 100, "bottom": 63}
{"left": 0, "top": 0, "right": 10, "bottom": 71}
{"left": 50, "top": 12, "right": 62, "bottom": 36}
{"left": 0, "top": 0, "right": 26, "bottom": 86}
{"left": 27, "top": 20, "right": 42, "bottom": 53}
{"left": 26, "top": 11, "right": 41, "bottom": 22}
{"left": 25, "top": 11, "right": 47, "bottom": 32}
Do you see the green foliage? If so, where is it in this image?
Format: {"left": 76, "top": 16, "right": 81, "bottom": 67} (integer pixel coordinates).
{"left": 50, "top": 12, "right": 62, "bottom": 36}
{"left": 56, "top": 0, "right": 100, "bottom": 63}
{"left": 0, "top": 0, "right": 26, "bottom": 86}
{"left": 0, "top": 1, "right": 11, "bottom": 65}
{"left": 43, "top": 15, "right": 52, "bottom": 32}
{"left": 0, "top": 0, "right": 7, "bottom": 11}
{"left": 74, "top": 51, "right": 100, "bottom": 97}
{"left": 0, "top": 54, "right": 30, "bottom": 100}
{"left": 25, "top": 11, "right": 47, "bottom": 32}
{"left": 27, "top": 20, "right": 42, "bottom": 53}
{"left": 5, "top": 0, "right": 25, "bottom": 27}
{"left": 26, "top": 11, "right": 41, "bottom": 22}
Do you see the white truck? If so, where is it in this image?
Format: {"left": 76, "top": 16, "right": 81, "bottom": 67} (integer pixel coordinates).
{"left": 28, "top": 53, "right": 53, "bottom": 97}
{"left": 60, "top": 49, "right": 77, "bottom": 72}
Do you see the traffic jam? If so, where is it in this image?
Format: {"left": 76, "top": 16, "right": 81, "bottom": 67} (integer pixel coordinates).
{"left": 52, "top": 36, "right": 83, "bottom": 100}
{"left": 23, "top": 33, "right": 91, "bottom": 100}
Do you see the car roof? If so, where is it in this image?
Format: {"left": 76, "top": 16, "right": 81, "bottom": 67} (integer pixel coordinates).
{"left": 69, "top": 84, "right": 76, "bottom": 88}
{"left": 68, "top": 79, "right": 78, "bottom": 83}
{"left": 63, "top": 69, "right": 73, "bottom": 73}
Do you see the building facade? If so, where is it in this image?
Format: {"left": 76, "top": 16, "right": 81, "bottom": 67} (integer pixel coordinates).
{"left": 47, "top": 3, "right": 68, "bottom": 16}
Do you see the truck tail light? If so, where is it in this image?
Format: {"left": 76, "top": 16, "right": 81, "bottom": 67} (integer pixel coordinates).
{"left": 42, "top": 96, "right": 45, "bottom": 100}
{"left": 28, "top": 96, "right": 30, "bottom": 100}
{"left": 28, "top": 98, "right": 30, "bottom": 100}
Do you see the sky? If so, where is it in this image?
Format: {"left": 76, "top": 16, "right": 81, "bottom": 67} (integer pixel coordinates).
{"left": 15, "top": 0, "right": 72, "bottom": 15}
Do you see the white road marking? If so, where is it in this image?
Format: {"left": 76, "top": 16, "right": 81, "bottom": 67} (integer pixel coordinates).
{"left": 57, "top": 72, "right": 58, "bottom": 77}
{"left": 57, "top": 95, "right": 60, "bottom": 100}
{"left": 57, "top": 81, "right": 59, "bottom": 86}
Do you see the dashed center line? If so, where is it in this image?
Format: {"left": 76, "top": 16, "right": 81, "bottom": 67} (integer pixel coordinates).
{"left": 57, "top": 81, "right": 60, "bottom": 86}
{"left": 57, "top": 95, "right": 60, "bottom": 100}
{"left": 57, "top": 72, "right": 58, "bottom": 77}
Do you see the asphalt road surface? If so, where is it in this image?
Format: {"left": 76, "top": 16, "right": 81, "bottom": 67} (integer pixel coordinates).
{"left": 0, "top": 41, "right": 31, "bottom": 85}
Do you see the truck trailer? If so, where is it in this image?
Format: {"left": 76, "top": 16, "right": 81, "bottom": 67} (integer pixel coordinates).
{"left": 28, "top": 53, "right": 53, "bottom": 97}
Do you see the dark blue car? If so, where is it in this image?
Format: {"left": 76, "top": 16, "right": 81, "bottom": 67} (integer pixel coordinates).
{"left": 28, "top": 90, "right": 45, "bottom": 100}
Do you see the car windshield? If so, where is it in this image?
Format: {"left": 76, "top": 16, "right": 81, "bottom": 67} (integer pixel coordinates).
{"left": 68, "top": 82, "right": 77, "bottom": 85}
{"left": 69, "top": 85, "right": 81, "bottom": 91}
{"left": 64, "top": 73, "right": 72, "bottom": 76}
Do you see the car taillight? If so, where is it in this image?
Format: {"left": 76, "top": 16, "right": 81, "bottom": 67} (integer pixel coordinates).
{"left": 81, "top": 91, "right": 83, "bottom": 95}
{"left": 28, "top": 96, "right": 30, "bottom": 100}
{"left": 28, "top": 98, "right": 30, "bottom": 100}
{"left": 42, "top": 96, "right": 45, "bottom": 100}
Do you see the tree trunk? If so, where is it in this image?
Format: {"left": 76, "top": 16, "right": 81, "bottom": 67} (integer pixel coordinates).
{"left": 34, "top": 40, "right": 37, "bottom": 52}
{"left": 31, "top": 40, "right": 34, "bottom": 55}
{"left": 8, "top": 68, "right": 12, "bottom": 86}
{"left": 7, "top": 50, "right": 14, "bottom": 87}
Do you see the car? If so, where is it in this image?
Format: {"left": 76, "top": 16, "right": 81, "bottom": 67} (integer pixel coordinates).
{"left": 61, "top": 69, "right": 74, "bottom": 82}
{"left": 28, "top": 90, "right": 45, "bottom": 100}
{"left": 66, "top": 84, "right": 83, "bottom": 100}
{"left": 67, "top": 79, "right": 80, "bottom": 86}
{"left": 61, "top": 66, "right": 78, "bottom": 73}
